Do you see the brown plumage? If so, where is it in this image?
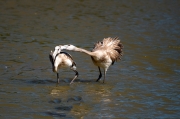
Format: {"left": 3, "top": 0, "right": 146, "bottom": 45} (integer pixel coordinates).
{"left": 55, "top": 37, "right": 123, "bottom": 83}
{"left": 92, "top": 37, "right": 123, "bottom": 65}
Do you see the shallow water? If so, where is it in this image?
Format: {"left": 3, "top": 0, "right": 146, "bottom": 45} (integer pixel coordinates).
{"left": 0, "top": 0, "right": 180, "bottom": 118}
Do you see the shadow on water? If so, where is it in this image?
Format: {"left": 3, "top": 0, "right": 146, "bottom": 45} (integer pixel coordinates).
{"left": 27, "top": 78, "right": 95, "bottom": 85}
{"left": 28, "top": 79, "right": 56, "bottom": 84}
{"left": 71, "top": 78, "right": 95, "bottom": 83}
{"left": 67, "top": 96, "right": 82, "bottom": 102}
{"left": 45, "top": 96, "right": 83, "bottom": 118}
{"left": 45, "top": 111, "right": 66, "bottom": 118}
{"left": 55, "top": 106, "right": 73, "bottom": 111}
{"left": 48, "top": 98, "right": 62, "bottom": 104}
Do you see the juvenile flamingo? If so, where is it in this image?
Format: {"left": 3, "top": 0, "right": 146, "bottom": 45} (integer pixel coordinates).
{"left": 56, "top": 37, "right": 123, "bottom": 83}
{"left": 49, "top": 46, "right": 78, "bottom": 84}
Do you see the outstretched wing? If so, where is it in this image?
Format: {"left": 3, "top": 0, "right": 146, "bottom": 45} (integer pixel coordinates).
{"left": 93, "top": 37, "right": 123, "bottom": 64}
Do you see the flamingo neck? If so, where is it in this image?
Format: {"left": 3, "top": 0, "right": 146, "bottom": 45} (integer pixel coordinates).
{"left": 75, "top": 47, "right": 95, "bottom": 56}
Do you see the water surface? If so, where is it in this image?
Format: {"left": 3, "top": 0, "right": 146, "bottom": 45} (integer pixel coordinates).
{"left": 0, "top": 0, "right": 180, "bottom": 118}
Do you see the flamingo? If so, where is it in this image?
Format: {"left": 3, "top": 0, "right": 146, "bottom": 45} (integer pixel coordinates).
{"left": 58, "top": 37, "right": 123, "bottom": 83}
{"left": 49, "top": 46, "right": 79, "bottom": 84}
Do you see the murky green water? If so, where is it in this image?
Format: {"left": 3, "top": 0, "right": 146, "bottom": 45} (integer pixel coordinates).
{"left": 0, "top": 0, "right": 180, "bottom": 118}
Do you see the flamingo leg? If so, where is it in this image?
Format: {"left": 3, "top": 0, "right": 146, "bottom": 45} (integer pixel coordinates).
{"left": 70, "top": 70, "right": 79, "bottom": 84}
{"left": 103, "top": 69, "right": 107, "bottom": 83}
{"left": 96, "top": 67, "right": 102, "bottom": 82}
{"left": 57, "top": 73, "right": 59, "bottom": 83}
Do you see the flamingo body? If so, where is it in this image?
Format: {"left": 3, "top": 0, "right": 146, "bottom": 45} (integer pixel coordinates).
{"left": 49, "top": 49, "right": 78, "bottom": 84}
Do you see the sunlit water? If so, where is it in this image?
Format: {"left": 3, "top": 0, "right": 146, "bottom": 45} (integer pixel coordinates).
{"left": 0, "top": 0, "right": 180, "bottom": 118}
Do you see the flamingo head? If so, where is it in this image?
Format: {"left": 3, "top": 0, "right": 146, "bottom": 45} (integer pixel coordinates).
{"left": 52, "top": 45, "right": 67, "bottom": 59}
